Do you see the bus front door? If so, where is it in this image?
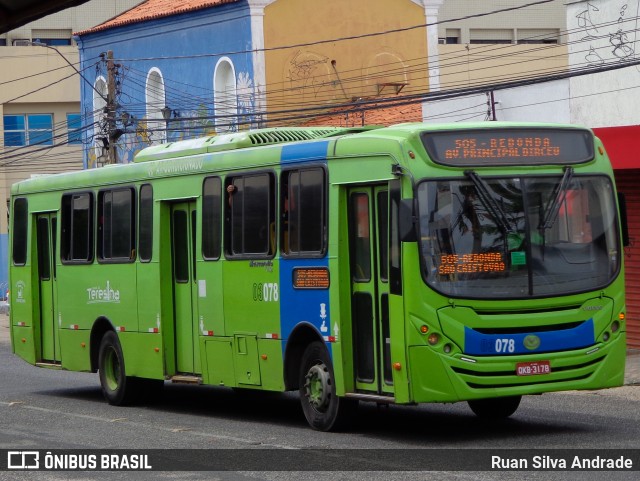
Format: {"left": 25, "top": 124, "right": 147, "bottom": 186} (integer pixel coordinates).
{"left": 348, "top": 186, "right": 393, "bottom": 396}
{"left": 171, "top": 202, "right": 200, "bottom": 374}
{"left": 36, "top": 213, "right": 58, "bottom": 362}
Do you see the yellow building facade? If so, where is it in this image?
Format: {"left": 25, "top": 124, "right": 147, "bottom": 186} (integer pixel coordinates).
{"left": 262, "top": 0, "right": 430, "bottom": 122}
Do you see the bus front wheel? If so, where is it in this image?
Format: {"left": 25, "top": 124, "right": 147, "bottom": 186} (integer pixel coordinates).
{"left": 298, "top": 341, "right": 357, "bottom": 431}
{"left": 468, "top": 395, "right": 521, "bottom": 419}
{"left": 98, "top": 331, "right": 139, "bottom": 405}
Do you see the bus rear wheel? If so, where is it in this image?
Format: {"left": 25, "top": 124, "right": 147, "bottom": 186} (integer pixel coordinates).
{"left": 98, "top": 331, "right": 139, "bottom": 406}
{"left": 299, "top": 341, "right": 357, "bottom": 431}
{"left": 468, "top": 395, "right": 521, "bottom": 419}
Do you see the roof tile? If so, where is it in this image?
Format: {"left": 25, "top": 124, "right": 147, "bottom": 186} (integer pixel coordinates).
{"left": 76, "top": 0, "right": 239, "bottom": 35}
{"left": 303, "top": 100, "right": 423, "bottom": 127}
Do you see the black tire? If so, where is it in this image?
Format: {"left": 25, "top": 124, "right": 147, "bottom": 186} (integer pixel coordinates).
{"left": 98, "top": 331, "right": 139, "bottom": 405}
{"left": 468, "top": 395, "right": 521, "bottom": 419}
{"left": 299, "top": 341, "right": 358, "bottom": 431}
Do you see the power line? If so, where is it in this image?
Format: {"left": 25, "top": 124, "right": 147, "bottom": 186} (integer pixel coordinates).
{"left": 111, "top": 0, "right": 562, "bottom": 62}
{"left": 109, "top": 15, "right": 632, "bottom": 117}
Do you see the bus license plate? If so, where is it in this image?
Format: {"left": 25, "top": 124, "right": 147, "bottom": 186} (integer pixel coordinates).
{"left": 516, "top": 361, "right": 551, "bottom": 376}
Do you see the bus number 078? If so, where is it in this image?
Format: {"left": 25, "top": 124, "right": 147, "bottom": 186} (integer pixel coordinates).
{"left": 253, "top": 283, "right": 279, "bottom": 302}
{"left": 495, "top": 338, "right": 515, "bottom": 353}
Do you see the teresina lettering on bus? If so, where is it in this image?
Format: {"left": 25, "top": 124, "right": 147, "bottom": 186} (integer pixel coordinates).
{"left": 87, "top": 281, "right": 121, "bottom": 303}
{"left": 148, "top": 159, "right": 203, "bottom": 176}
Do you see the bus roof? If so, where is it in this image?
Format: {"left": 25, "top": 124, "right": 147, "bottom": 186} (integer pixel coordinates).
{"left": 10, "top": 122, "right": 597, "bottom": 195}
{"left": 133, "top": 126, "right": 382, "bottom": 163}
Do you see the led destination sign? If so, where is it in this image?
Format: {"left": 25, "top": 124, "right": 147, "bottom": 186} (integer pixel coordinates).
{"left": 438, "top": 252, "right": 506, "bottom": 275}
{"left": 421, "top": 128, "right": 594, "bottom": 166}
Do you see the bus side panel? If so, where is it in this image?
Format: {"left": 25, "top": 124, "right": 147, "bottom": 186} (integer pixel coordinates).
{"left": 136, "top": 261, "right": 162, "bottom": 335}
{"left": 58, "top": 329, "right": 91, "bottom": 372}
{"left": 256, "top": 339, "right": 285, "bottom": 391}
{"left": 118, "top": 332, "right": 165, "bottom": 379}
{"left": 202, "top": 338, "right": 235, "bottom": 386}
{"left": 11, "top": 326, "right": 36, "bottom": 365}
{"left": 196, "top": 259, "right": 225, "bottom": 336}
{"left": 222, "top": 260, "right": 280, "bottom": 388}
{"left": 57, "top": 264, "right": 138, "bottom": 332}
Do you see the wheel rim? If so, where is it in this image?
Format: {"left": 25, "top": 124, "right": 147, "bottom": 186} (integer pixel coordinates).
{"left": 104, "top": 347, "right": 120, "bottom": 392}
{"left": 304, "top": 363, "right": 331, "bottom": 412}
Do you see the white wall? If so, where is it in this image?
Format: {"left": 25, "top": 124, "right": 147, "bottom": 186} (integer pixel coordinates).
{"left": 423, "top": 79, "right": 570, "bottom": 124}
{"left": 568, "top": 0, "right": 640, "bottom": 127}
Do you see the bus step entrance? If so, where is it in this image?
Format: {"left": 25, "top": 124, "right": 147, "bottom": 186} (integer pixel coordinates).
{"left": 345, "top": 392, "right": 396, "bottom": 404}
{"left": 170, "top": 375, "right": 202, "bottom": 384}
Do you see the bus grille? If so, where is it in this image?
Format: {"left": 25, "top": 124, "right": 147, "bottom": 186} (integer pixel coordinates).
{"left": 249, "top": 128, "right": 339, "bottom": 145}
{"left": 450, "top": 355, "right": 606, "bottom": 390}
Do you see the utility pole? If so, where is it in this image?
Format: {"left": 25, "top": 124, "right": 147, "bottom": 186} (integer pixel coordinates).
{"left": 106, "top": 50, "right": 118, "bottom": 164}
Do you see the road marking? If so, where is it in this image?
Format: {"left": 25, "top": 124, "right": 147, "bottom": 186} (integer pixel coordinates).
{"left": 0, "top": 401, "right": 296, "bottom": 449}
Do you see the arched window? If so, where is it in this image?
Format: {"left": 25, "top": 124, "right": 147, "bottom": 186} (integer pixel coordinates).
{"left": 93, "top": 76, "right": 108, "bottom": 165}
{"left": 146, "top": 68, "right": 167, "bottom": 144}
{"left": 213, "top": 58, "right": 238, "bottom": 133}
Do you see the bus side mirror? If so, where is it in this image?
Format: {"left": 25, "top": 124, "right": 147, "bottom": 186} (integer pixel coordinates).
{"left": 399, "top": 199, "right": 416, "bottom": 242}
{"left": 618, "top": 192, "right": 630, "bottom": 247}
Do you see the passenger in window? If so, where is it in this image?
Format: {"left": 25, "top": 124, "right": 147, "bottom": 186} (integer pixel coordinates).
{"left": 227, "top": 184, "right": 236, "bottom": 205}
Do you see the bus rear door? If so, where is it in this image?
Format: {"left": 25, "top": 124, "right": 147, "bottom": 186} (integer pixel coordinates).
{"left": 348, "top": 186, "right": 393, "bottom": 395}
{"left": 170, "top": 201, "right": 200, "bottom": 374}
{"left": 36, "top": 212, "right": 59, "bottom": 363}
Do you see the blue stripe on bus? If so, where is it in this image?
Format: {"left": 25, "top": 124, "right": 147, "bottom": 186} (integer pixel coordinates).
{"left": 463, "top": 318, "right": 595, "bottom": 356}
{"left": 281, "top": 141, "right": 330, "bottom": 164}
{"left": 279, "top": 257, "right": 331, "bottom": 352}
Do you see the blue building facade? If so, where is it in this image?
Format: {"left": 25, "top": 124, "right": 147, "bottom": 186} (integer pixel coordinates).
{"left": 75, "top": 1, "right": 256, "bottom": 167}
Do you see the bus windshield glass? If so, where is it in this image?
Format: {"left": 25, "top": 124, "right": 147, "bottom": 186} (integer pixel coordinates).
{"left": 417, "top": 174, "right": 620, "bottom": 299}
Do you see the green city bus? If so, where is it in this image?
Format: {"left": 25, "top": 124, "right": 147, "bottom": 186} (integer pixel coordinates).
{"left": 9, "top": 122, "right": 627, "bottom": 431}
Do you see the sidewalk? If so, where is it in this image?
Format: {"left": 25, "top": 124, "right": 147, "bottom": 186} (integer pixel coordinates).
{"left": 625, "top": 350, "right": 640, "bottom": 385}
{"left": 1, "top": 312, "right": 639, "bottom": 385}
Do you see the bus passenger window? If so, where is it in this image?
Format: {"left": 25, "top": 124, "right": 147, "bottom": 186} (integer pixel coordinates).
{"left": 12, "top": 197, "right": 28, "bottom": 266}
{"left": 226, "top": 173, "right": 275, "bottom": 257}
{"left": 97, "top": 188, "right": 135, "bottom": 262}
{"left": 281, "top": 167, "right": 326, "bottom": 257}
{"left": 350, "top": 193, "right": 371, "bottom": 281}
{"left": 202, "top": 177, "right": 221, "bottom": 260}
{"left": 139, "top": 184, "right": 153, "bottom": 262}
{"left": 61, "top": 192, "right": 94, "bottom": 263}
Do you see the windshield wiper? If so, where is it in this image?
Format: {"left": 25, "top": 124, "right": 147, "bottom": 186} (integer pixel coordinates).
{"left": 464, "top": 170, "right": 515, "bottom": 234}
{"left": 539, "top": 166, "right": 574, "bottom": 231}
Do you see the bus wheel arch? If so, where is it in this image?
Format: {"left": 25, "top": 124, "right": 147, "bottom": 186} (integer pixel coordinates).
{"left": 90, "top": 317, "right": 115, "bottom": 373}
{"left": 283, "top": 323, "right": 324, "bottom": 391}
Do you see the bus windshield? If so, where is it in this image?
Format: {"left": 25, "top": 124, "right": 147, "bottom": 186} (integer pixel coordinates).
{"left": 417, "top": 174, "right": 620, "bottom": 299}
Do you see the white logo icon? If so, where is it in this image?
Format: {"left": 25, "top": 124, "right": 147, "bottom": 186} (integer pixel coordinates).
{"left": 8, "top": 451, "right": 39, "bottom": 469}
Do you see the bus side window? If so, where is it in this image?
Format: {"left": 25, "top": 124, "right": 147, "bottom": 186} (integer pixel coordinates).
{"left": 281, "top": 167, "right": 326, "bottom": 257}
{"left": 202, "top": 177, "right": 221, "bottom": 260}
{"left": 97, "top": 188, "right": 135, "bottom": 262}
{"left": 225, "top": 173, "right": 275, "bottom": 258}
{"left": 12, "top": 197, "right": 28, "bottom": 266}
{"left": 61, "top": 192, "right": 94, "bottom": 263}
{"left": 139, "top": 184, "right": 153, "bottom": 262}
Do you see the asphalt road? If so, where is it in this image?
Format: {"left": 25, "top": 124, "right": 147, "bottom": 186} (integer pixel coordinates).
{"left": 1, "top": 316, "right": 640, "bottom": 480}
